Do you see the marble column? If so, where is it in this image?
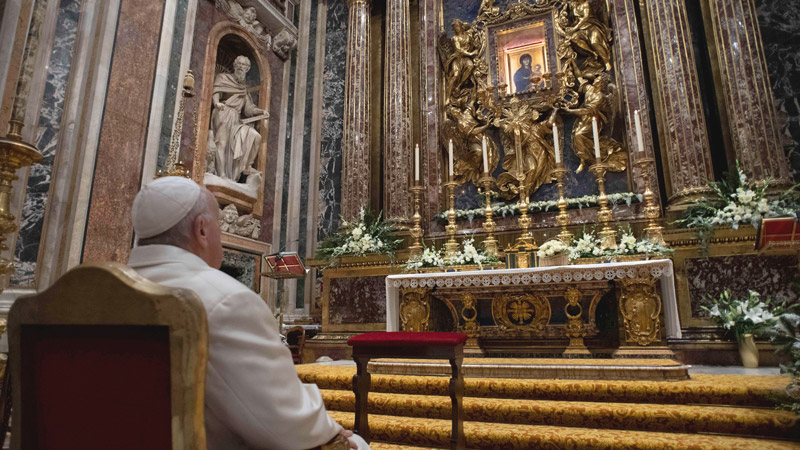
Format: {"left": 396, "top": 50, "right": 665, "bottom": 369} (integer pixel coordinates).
{"left": 705, "top": 0, "right": 791, "bottom": 185}
{"left": 643, "top": 0, "right": 715, "bottom": 207}
{"left": 608, "top": 0, "right": 660, "bottom": 204}
{"left": 341, "top": 0, "right": 371, "bottom": 221}
{"left": 383, "top": 0, "right": 412, "bottom": 222}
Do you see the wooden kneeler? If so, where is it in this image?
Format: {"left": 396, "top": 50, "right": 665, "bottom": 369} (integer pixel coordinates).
{"left": 347, "top": 332, "right": 467, "bottom": 450}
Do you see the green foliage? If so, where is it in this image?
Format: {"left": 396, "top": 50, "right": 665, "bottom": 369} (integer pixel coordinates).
{"left": 702, "top": 290, "right": 795, "bottom": 340}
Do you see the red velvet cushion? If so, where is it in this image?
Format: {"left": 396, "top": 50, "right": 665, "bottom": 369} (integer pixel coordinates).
{"left": 347, "top": 331, "right": 467, "bottom": 347}
{"left": 21, "top": 324, "right": 173, "bottom": 450}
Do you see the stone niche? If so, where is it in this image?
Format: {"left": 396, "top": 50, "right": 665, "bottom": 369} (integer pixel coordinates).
{"left": 194, "top": 21, "right": 274, "bottom": 301}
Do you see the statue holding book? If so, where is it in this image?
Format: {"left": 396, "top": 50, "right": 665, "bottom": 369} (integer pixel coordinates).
{"left": 209, "top": 55, "right": 268, "bottom": 182}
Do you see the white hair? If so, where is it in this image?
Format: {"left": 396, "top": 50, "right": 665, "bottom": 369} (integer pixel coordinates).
{"left": 138, "top": 189, "right": 216, "bottom": 249}
{"left": 234, "top": 55, "right": 251, "bottom": 68}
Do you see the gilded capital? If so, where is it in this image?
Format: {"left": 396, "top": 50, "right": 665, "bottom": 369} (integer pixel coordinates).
{"left": 345, "top": 0, "right": 370, "bottom": 8}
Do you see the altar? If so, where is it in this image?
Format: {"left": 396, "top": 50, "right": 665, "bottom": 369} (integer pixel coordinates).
{"left": 386, "top": 259, "right": 679, "bottom": 357}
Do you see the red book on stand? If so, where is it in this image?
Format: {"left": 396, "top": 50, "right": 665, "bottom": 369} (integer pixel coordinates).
{"left": 756, "top": 217, "right": 800, "bottom": 251}
{"left": 264, "top": 252, "right": 307, "bottom": 279}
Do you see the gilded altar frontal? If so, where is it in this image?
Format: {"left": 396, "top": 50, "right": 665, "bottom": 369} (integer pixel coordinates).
{"left": 1, "top": 0, "right": 800, "bottom": 447}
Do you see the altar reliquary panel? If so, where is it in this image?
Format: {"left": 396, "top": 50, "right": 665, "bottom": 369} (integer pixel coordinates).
{"left": 439, "top": 0, "right": 626, "bottom": 199}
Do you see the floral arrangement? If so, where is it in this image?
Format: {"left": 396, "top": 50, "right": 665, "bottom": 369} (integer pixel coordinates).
{"left": 538, "top": 239, "right": 569, "bottom": 258}
{"left": 405, "top": 246, "right": 445, "bottom": 270}
{"left": 405, "top": 238, "right": 498, "bottom": 271}
{"left": 566, "top": 228, "right": 673, "bottom": 261}
{"left": 676, "top": 163, "right": 799, "bottom": 234}
{"left": 702, "top": 290, "right": 793, "bottom": 340}
{"left": 316, "top": 208, "right": 402, "bottom": 263}
{"left": 434, "top": 192, "right": 641, "bottom": 224}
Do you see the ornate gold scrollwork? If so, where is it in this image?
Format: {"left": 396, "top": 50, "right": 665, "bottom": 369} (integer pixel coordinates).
{"left": 439, "top": 0, "right": 626, "bottom": 199}
{"left": 618, "top": 278, "right": 662, "bottom": 346}
{"left": 461, "top": 293, "right": 480, "bottom": 337}
{"left": 492, "top": 293, "right": 551, "bottom": 334}
{"left": 400, "top": 287, "right": 431, "bottom": 332}
{"left": 563, "top": 288, "right": 590, "bottom": 354}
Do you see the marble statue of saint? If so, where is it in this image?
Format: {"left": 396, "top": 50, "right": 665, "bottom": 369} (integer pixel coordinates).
{"left": 210, "top": 55, "right": 268, "bottom": 182}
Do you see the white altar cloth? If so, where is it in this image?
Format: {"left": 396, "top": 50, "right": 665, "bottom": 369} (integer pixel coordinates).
{"left": 385, "top": 259, "right": 681, "bottom": 339}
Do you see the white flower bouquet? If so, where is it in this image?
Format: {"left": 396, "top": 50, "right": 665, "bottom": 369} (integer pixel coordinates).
{"left": 405, "top": 238, "right": 499, "bottom": 271}
{"left": 538, "top": 239, "right": 569, "bottom": 266}
{"left": 677, "top": 163, "right": 799, "bottom": 235}
{"left": 316, "top": 208, "right": 402, "bottom": 264}
{"left": 702, "top": 290, "right": 793, "bottom": 340}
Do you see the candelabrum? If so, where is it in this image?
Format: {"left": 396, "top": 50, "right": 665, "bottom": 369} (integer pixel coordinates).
{"left": 443, "top": 180, "right": 460, "bottom": 259}
{"left": 514, "top": 174, "right": 535, "bottom": 248}
{"left": 589, "top": 161, "right": 617, "bottom": 250}
{"left": 634, "top": 157, "right": 667, "bottom": 246}
{"left": 0, "top": 121, "right": 42, "bottom": 277}
{"left": 408, "top": 184, "right": 425, "bottom": 257}
{"left": 550, "top": 162, "right": 572, "bottom": 243}
{"left": 158, "top": 70, "right": 194, "bottom": 179}
{"left": 478, "top": 174, "right": 498, "bottom": 258}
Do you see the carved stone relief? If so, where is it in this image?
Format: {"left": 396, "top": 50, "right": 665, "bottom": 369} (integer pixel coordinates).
{"left": 272, "top": 28, "right": 298, "bottom": 60}
{"left": 219, "top": 203, "right": 262, "bottom": 239}
{"left": 215, "top": 0, "right": 272, "bottom": 46}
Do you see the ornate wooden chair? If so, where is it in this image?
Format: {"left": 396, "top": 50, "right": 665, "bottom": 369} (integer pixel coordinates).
{"left": 8, "top": 262, "right": 208, "bottom": 450}
{"left": 286, "top": 325, "right": 306, "bottom": 364}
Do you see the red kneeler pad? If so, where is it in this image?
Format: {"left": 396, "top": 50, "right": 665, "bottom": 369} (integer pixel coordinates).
{"left": 347, "top": 331, "right": 468, "bottom": 348}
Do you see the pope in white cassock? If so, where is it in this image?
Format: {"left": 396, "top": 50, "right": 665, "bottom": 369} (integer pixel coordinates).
{"left": 128, "top": 177, "right": 368, "bottom": 450}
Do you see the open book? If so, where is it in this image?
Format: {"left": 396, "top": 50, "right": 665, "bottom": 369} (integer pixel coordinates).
{"left": 264, "top": 252, "right": 307, "bottom": 279}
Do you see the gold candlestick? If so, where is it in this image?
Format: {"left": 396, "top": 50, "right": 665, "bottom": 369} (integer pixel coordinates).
{"left": 0, "top": 121, "right": 42, "bottom": 276}
{"left": 634, "top": 157, "right": 666, "bottom": 246}
{"left": 515, "top": 175, "right": 535, "bottom": 248}
{"left": 551, "top": 162, "right": 572, "bottom": 243}
{"left": 478, "top": 174, "right": 498, "bottom": 258}
{"left": 443, "top": 180, "right": 459, "bottom": 258}
{"left": 408, "top": 184, "right": 425, "bottom": 257}
{"left": 158, "top": 70, "right": 195, "bottom": 179}
{"left": 589, "top": 161, "right": 617, "bottom": 250}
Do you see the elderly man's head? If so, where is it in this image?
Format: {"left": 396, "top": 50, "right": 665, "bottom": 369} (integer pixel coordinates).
{"left": 132, "top": 177, "right": 223, "bottom": 268}
{"left": 233, "top": 55, "right": 251, "bottom": 83}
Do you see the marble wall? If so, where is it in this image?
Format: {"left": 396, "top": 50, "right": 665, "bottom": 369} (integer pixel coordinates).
{"left": 686, "top": 254, "right": 799, "bottom": 318}
{"left": 317, "top": 0, "right": 347, "bottom": 241}
{"left": 81, "top": 0, "right": 166, "bottom": 263}
{"left": 756, "top": 0, "right": 800, "bottom": 180}
{"left": 155, "top": 0, "right": 189, "bottom": 174}
{"left": 12, "top": 0, "right": 82, "bottom": 286}
{"left": 328, "top": 275, "right": 387, "bottom": 324}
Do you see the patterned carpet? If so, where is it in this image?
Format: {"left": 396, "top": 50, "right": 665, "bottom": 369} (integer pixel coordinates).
{"left": 295, "top": 365, "right": 800, "bottom": 449}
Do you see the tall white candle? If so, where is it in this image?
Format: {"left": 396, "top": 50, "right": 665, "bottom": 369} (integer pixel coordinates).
{"left": 634, "top": 110, "right": 645, "bottom": 153}
{"left": 482, "top": 135, "right": 489, "bottom": 174}
{"left": 414, "top": 143, "right": 420, "bottom": 181}
{"left": 552, "top": 123, "right": 560, "bottom": 164}
{"left": 592, "top": 116, "right": 601, "bottom": 159}
{"left": 448, "top": 139, "right": 454, "bottom": 177}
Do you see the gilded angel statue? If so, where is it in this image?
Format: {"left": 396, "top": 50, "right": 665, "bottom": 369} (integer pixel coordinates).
{"left": 563, "top": 73, "right": 627, "bottom": 173}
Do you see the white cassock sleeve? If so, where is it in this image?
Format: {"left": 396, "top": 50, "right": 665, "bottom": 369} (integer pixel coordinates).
{"left": 203, "top": 289, "right": 343, "bottom": 450}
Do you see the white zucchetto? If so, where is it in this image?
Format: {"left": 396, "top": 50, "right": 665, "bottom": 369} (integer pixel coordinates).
{"left": 132, "top": 176, "right": 202, "bottom": 239}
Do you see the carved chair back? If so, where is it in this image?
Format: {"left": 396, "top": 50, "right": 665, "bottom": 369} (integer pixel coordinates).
{"left": 8, "top": 262, "right": 208, "bottom": 450}
{"left": 286, "top": 325, "right": 306, "bottom": 364}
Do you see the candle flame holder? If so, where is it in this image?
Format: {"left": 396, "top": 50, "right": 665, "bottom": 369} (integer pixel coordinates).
{"left": 443, "top": 180, "right": 460, "bottom": 259}
{"left": 634, "top": 157, "right": 667, "bottom": 246}
{"left": 408, "top": 184, "right": 425, "bottom": 257}
{"left": 550, "top": 162, "right": 572, "bottom": 243}
{"left": 478, "top": 174, "right": 498, "bottom": 258}
{"left": 589, "top": 161, "right": 617, "bottom": 250}
{"left": 0, "top": 121, "right": 42, "bottom": 276}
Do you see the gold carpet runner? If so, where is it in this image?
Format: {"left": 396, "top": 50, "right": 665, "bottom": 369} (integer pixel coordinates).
{"left": 296, "top": 365, "right": 799, "bottom": 449}
{"left": 367, "top": 357, "right": 689, "bottom": 381}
